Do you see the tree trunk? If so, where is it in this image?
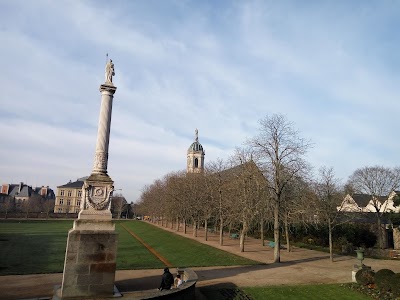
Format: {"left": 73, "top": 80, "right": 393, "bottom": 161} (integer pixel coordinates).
{"left": 219, "top": 217, "right": 224, "bottom": 246}
{"left": 273, "top": 201, "right": 280, "bottom": 263}
{"left": 240, "top": 220, "right": 247, "bottom": 252}
{"left": 284, "top": 214, "right": 291, "bottom": 252}
{"left": 377, "top": 214, "right": 384, "bottom": 249}
{"left": 176, "top": 217, "right": 180, "bottom": 231}
{"left": 260, "top": 217, "right": 265, "bottom": 246}
{"left": 204, "top": 219, "right": 208, "bottom": 241}
{"left": 171, "top": 218, "right": 174, "bottom": 229}
{"left": 193, "top": 220, "right": 197, "bottom": 237}
{"left": 183, "top": 218, "right": 187, "bottom": 234}
{"left": 328, "top": 219, "right": 333, "bottom": 262}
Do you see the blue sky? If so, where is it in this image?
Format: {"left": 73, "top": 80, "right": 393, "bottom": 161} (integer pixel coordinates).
{"left": 1, "top": 0, "right": 399, "bottom": 202}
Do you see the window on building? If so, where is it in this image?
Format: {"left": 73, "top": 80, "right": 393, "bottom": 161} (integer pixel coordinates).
{"left": 77, "top": 191, "right": 82, "bottom": 197}
{"left": 67, "top": 190, "right": 72, "bottom": 197}
{"left": 60, "top": 190, "right": 65, "bottom": 196}
{"left": 77, "top": 200, "right": 81, "bottom": 206}
{"left": 194, "top": 158, "right": 199, "bottom": 168}
{"left": 58, "top": 208, "right": 63, "bottom": 213}
{"left": 75, "top": 208, "right": 80, "bottom": 213}
{"left": 59, "top": 199, "right": 64, "bottom": 205}
{"left": 67, "top": 199, "right": 71, "bottom": 206}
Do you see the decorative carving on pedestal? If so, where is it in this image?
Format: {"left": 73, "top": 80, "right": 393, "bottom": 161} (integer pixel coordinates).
{"left": 81, "top": 181, "right": 114, "bottom": 211}
{"left": 93, "top": 152, "right": 108, "bottom": 173}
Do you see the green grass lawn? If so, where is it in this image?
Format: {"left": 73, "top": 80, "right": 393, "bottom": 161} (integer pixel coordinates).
{"left": 121, "top": 221, "right": 259, "bottom": 268}
{"left": 0, "top": 220, "right": 257, "bottom": 275}
{"left": 199, "top": 284, "right": 372, "bottom": 300}
{"left": 0, "top": 220, "right": 72, "bottom": 275}
{"left": 241, "top": 284, "right": 372, "bottom": 300}
{"left": 115, "top": 223, "right": 165, "bottom": 270}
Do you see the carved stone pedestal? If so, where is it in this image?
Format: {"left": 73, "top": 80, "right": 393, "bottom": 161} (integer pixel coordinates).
{"left": 56, "top": 174, "right": 118, "bottom": 299}
{"left": 56, "top": 225, "right": 118, "bottom": 299}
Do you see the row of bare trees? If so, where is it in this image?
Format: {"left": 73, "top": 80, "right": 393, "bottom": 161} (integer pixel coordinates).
{"left": 0, "top": 194, "right": 56, "bottom": 219}
{"left": 136, "top": 114, "right": 400, "bottom": 263}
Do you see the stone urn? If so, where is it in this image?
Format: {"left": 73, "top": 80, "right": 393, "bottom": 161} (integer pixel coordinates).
{"left": 355, "top": 248, "right": 365, "bottom": 268}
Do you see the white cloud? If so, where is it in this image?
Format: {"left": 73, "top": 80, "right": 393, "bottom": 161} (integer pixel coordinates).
{"left": 1, "top": 0, "right": 399, "bottom": 201}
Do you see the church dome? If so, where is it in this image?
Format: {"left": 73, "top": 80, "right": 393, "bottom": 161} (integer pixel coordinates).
{"left": 188, "top": 141, "right": 204, "bottom": 152}
{"left": 187, "top": 128, "right": 205, "bottom": 153}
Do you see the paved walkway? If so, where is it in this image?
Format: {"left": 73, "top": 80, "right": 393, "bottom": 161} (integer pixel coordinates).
{"left": 0, "top": 221, "right": 399, "bottom": 299}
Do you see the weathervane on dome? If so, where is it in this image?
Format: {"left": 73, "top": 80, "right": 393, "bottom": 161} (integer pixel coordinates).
{"left": 195, "top": 128, "right": 199, "bottom": 142}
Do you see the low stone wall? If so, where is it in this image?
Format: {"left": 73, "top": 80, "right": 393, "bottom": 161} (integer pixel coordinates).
{"left": 121, "top": 268, "right": 198, "bottom": 300}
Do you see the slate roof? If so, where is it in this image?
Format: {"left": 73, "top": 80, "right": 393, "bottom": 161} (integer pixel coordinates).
{"left": 352, "top": 193, "right": 387, "bottom": 207}
{"left": 214, "top": 160, "right": 266, "bottom": 183}
{"left": 7, "top": 185, "right": 19, "bottom": 197}
{"left": 8, "top": 184, "right": 34, "bottom": 198}
{"left": 33, "top": 187, "right": 56, "bottom": 200}
{"left": 2, "top": 183, "right": 55, "bottom": 200}
{"left": 57, "top": 179, "right": 85, "bottom": 189}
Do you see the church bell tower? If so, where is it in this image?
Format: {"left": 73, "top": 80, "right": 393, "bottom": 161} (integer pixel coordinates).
{"left": 187, "top": 129, "right": 205, "bottom": 173}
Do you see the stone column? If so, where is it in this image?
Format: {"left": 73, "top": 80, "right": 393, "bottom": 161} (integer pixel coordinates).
{"left": 92, "top": 84, "right": 116, "bottom": 175}
{"left": 56, "top": 59, "right": 119, "bottom": 299}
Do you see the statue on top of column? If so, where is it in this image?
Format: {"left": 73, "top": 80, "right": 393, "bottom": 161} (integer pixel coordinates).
{"left": 105, "top": 59, "right": 115, "bottom": 85}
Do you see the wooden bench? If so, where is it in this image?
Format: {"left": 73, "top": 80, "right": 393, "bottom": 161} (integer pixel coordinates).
{"left": 230, "top": 233, "right": 239, "bottom": 239}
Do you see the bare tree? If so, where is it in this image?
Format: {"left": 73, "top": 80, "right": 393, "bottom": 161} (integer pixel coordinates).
{"left": 248, "top": 114, "right": 312, "bottom": 263}
{"left": 201, "top": 172, "right": 218, "bottom": 241}
{"left": 139, "top": 176, "right": 171, "bottom": 225}
{"left": 111, "top": 193, "right": 127, "bottom": 219}
{"left": 23, "top": 195, "right": 42, "bottom": 218}
{"left": 206, "top": 158, "right": 236, "bottom": 246}
{"left": 124, "top": 201, "right": 134, "bottom": 219}
{"left": 281, "top": 175, "right": 314, "bottom": 252}
{"left": 228, "top": 148, "right": 267, "bottom": 252}
{"left": 1, "top": 195, "right": 15, "bottom": 219}
{"left": 182, "top": 172, "right": 208, "bottom": 237}
{"left": 313, "top": 167, "right": 346, "bottom": 262}
{"left": 348, "top": 166, "right": 400, "bottom": 249}
{"left": 42, "top": 198, "right": 55, "bottom": 219}
{"left": 164, "top": 172, "right": 188, "bottom": 231}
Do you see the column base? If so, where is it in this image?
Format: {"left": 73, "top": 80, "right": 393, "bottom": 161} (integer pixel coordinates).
{"left": 59, "top": 224, "right": 119, "bottom": 299}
